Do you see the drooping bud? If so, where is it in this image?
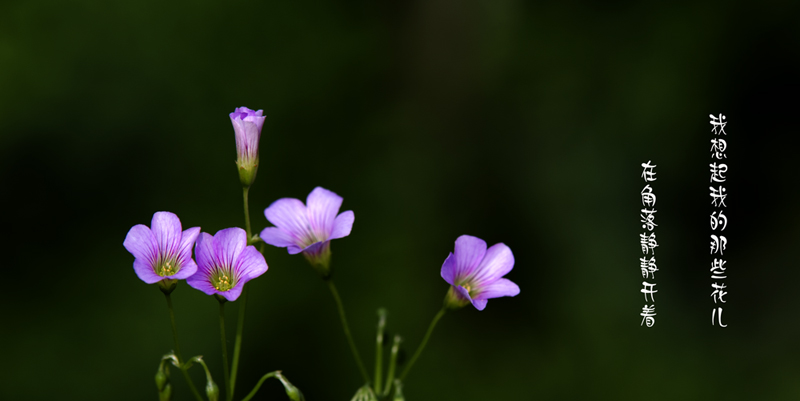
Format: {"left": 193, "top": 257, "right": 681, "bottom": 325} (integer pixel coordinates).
{"left": 276, "top": 372, "right": 305, "bottom": 401}
{"left": 155, "top": 355, "right": 174, "bottom": 401}
{"left": 205, "top": 380, "right": 220, "bottom": 401}
{"left": 159, "top": 383, "right": 173, "bottom": 401}
{"left": 155, "top": 369, "right": 168, "bottom": 392}
{"left": 188, "top": 356, "right": 219, "bottom": 401}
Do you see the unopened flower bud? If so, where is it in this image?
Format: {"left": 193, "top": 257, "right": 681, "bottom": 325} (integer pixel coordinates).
{"left": 229, "top": 107, "right": 266, "bottom": 188}
{"left": 205, "top": 379, "right": 219, "bottom": 401}
{"left": 155, "top": 369, "right": 168, "bottom": 392}
{"left": 159, "top": 383, "right": 173, "bottom": 401}
{"left": 276, "top": 372, "right": 304, "bottom": 401}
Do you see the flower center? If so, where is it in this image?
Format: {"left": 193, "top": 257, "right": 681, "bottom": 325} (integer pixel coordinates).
{"left": 462, "top": 283, "right": 472, "bottom": 295}
{"left": 212, "top": 270, "right": 236, "bottom": 292}
{"left": 156, "top": 259, "right": 180, "bottom": 277}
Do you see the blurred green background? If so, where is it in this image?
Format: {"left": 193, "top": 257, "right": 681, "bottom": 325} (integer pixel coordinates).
{"left": 2, "top": 0, "right": 799, "bottom": 399}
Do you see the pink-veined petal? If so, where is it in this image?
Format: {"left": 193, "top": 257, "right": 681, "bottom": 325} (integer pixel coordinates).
{"left": 264, "top": 198, "right": 314, "bottom": 245}
{"left": 133, "top": 258, "right": 163, "bottom": 284}
{"left": 236, "top": 246, "right": 268, "bottom": 281}
{"left": 474, "top": 278, "right": 520, "bottom": 300}
{"left": 469, "top": 243, "right": 514, "bottom": 287}
{"left": 124, "top": 224, "right": 157, "bottom": 265}
{"left": 453, "top": 235, "right": 487, "bottom": 283}
{"left": 306, "top": 187, "right": 343, "bottom": 240}
{"left": 194, "top": 232, "right": 217, "bottom": 275}
{"left": 440, "top": 253, "right": 457, "bottom": 286}
{"left": 151, "top": 212, "right": 183, "bottom": 259}
{"left": 213, "top": 228, "right": 247, "bottom": 268}
{"left": 330, "top": 210, "right": 354, "bottom": 240}
{"left": 259, "top": 227, "right": 298, "bottom": 248}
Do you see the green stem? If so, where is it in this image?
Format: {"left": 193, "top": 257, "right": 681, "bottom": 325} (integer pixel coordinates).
{"left": 382, "top": 335, "right": 402, "bottom": 397}
{"left": 164, "top": 293, "right": 204, "bottom": 401}
{"left": 229, "top": 287, "right": 247, "bottom": 400}
{"left": 374, "top": 310, "right": 387, "bottom": 394}
{"left": 219, "top": 302, "right": 232, "bottom": 401}
{"left": 399, "top": 307, "right": 446, "bottom": 381}
{"left": 239, "top": 371, "right": 279, "bottom": 401}
{"left": 242, "top": 186, "right": 252, "bottom": 241}
{"left": 326, "top": 279, "right": 370, "bottom": 384}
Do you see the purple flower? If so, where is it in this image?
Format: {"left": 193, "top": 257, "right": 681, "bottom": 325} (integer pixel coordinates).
{"left": 440, "top": 235, "right": 520, "bottom": 311}
{"left": 123, "top": 212, "right": 201, "bottom": 284}
{"left": 259, "top": 187, "right": 354, "bottom": 274}
{"left": 230, "top": 106, "right": 266, "bottom": 186}
{"left": 187, "top": 227, "right": 268, "bottom": 301}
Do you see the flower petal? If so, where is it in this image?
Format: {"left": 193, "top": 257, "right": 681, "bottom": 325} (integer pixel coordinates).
{"left": 213, "top": 228, "right": 247, "bottom": 268}
{"left": 151, "top": 212, "right": 183, "bottom": 259}
{"left": 474, "top": 278, "right": 520, "bottom": 300}
{"left": 440, "top": 253, "right": 457, "bottom": 285}
{"left": 259, "top": 227, "right": 296, "bottom": 249}
{"left": 194, "top": 232, "right": 217, "bottom": 275}
{"left": 329, "top": 210, "right": 354, "bottom": 240}
{"left": 287, "top": 244, "right": 304, "bottom": 255}
{"left": 471, "top": 298, "right": 488, "bottom": 311}
{"left": 133, "top": 258, "right": 162, "bottom": 284}
{"left": 470, "top": 243, "right": 514, "bottom": 287}
{"left": 236, "top": 246, "right": 268, "bottom": 281}
{"left": 453, "top": 235, "right": 487, "bottom": 283}
{"left": 186, "top": 266, "right": 217, "bottom": 296}
{"left": 219, "top": 280, "right": 245, "bottom": 302}
{"left": 455, "top": 285, "right": 473, "bottom": 303}
{"left": 170, "top": 258, "right": 197, "bottom": 280}
{"left": 177, "top": 227, "right": 201, "bottom": 267}
{"left": 264, "top": 198, "right": 313, "bottom": 245}
{"left": 123, "top": 224, "right": 157, "bottom": 265}
{"left": 306, "top": 187, "right": 343, "bottom": 240}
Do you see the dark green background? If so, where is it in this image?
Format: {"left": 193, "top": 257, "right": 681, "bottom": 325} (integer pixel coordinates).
{"left": 2, "top": 0, "right": 798, "bottom": 400}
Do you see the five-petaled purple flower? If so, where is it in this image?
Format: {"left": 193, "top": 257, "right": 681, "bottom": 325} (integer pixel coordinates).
{"left": 187, "top": 227, "right": 268, "bottom": 302}
{"left": 441, "top": 235, "right": 520, "bottom": 311}
{"left": 260, "top": 187, "right": 354, "bottom": 275}
{"left": 123, "top": 212, "right": 201, "bottom": 284}
{"left": 230, "top": 106, "right": 266, "bottom": 186}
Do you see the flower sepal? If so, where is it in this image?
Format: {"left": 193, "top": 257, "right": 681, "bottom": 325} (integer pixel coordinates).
{"left": 158, "top": 279, "right": 178, "bottom": 295}
{"left": 304, "top": 243, "right": 332, "bottom": 279}
{"left": 237, "top": 161, "right": 258, "bottom": 188}
{"left": 443, "top": 286, "right": 469, "bottom": 310}
{"left": 214, "top": 294, "right": 228, "bottom": 304}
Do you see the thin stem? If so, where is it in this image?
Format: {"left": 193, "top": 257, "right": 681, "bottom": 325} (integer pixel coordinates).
{"left": 239, "top": 371, "right": 279, "bottom": 401}
{"left": 164, "top": 293, "right": 204, "bottom": 401}
{"left": 219, "top": 302, "right": 232, "bottom": 401}
{"left": 326, "top": 279, "right": 370, "bottom": 384}
{"left": 229, "top": 286, "right": 247, "bottom": 400}
{"left": 242, "top": 186, "right": 252, "bottom": 241}
{"left": 374, "top": 310, "right": 387, "bottom": 394}
{"left": 382, "top": 335, "right": 402, "bottom": 397}
{"left": 399, "top": 307, "right": 446, "bottom": 381}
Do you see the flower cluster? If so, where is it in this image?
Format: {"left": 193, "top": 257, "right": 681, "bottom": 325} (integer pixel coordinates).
{"left": 122, "top": 105, "right": 522, "bottom": 401}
